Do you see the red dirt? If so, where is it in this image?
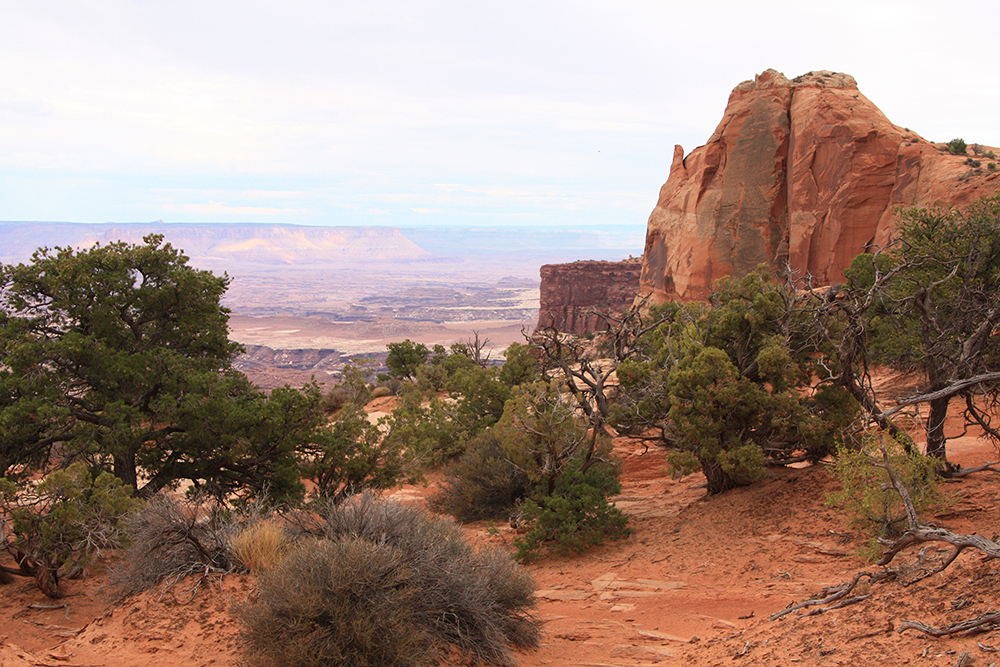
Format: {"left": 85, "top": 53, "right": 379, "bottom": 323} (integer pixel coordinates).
{"left": 3, "top": 413, "right": 999, "bottom": 666}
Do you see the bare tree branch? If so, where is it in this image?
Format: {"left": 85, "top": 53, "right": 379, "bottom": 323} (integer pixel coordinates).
{"left": 899, "top": 611, "right": 1000, "bottom": 638}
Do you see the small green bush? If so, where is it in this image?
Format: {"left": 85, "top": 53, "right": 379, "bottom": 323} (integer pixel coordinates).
{"left": 378, "top": 388, "right": 468, "bottom": 466}
{"left": 964, "top": 157, "right": 982, "bottom": 168}
{"left": 322, "top": 386, "right": 352, "bottom": 414}
{"left": 514, "top": 457, "right": 630, "bottom": 562}
{"left": 325, "top": 363, "right": 375, "bottom": 413}
{"left": 826, "top": 437, "right": 945, "bottom": 560}
{"left": 947, "top": 138, "right": 968, "bottom": 155}
{"left": 0, "top": 462, "right": 138, "bottom": 597}
{"left": 427, "top": 430, "right": 531, "bottom": 523}
{"left": 299, "top": 405, "right": 405, "bottom": 502}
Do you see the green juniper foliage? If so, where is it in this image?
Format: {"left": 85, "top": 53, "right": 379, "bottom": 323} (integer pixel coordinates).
{"left": 513, "top": 456, "right": 629, "bottom": 562}
{"left": 845, "top": 194, "right": 1000, "bottom": 465}
{"left": 611, "top": 268, "right": 856, "bottom": 493}
{"left": 0, "top": 462, "right": 139, "bottom": 597}
{"left": 497, "top": 381, "right": 629, "bottom": 559}
{"left": 827, "top": 436, "right": 945, "bottom": 560}
{"left": 0, "top": 236, "right": 394, "bottom": 501}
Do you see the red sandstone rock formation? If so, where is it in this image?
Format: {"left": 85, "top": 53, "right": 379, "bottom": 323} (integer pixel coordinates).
{"left": 641, "top": 69, "right": 1000, "bottom": 303}
{"left": 537, "top": 259, "right": 642, "bottom": 334}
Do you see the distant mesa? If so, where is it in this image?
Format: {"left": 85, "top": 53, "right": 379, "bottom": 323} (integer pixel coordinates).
{"left": 537, "top": 68, "right": 1000, "bottom": 332}
{"left": 0, "top": 223, "right": 431, "bottom": 268}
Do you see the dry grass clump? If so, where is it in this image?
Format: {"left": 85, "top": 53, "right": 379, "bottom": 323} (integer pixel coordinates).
{"left": 370, "top": 385, "right": 393, "bottom": 399}
{"left": 230, "top": 520, "right": 290, "bottom": 574}
{"left": 242, "top": 492, "right": 539, "bottom": 667}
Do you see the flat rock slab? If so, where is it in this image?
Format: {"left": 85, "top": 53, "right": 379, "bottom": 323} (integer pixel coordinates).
{"left": 537, "top": 589, "right": 592, "bottom": 601}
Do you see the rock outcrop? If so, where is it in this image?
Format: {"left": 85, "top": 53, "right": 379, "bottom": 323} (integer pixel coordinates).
{"left": 537, "top": 259, "right": 642, "bottom": 334}
{"left": 641, "top": 69, "right": 1000, "bottom": 303}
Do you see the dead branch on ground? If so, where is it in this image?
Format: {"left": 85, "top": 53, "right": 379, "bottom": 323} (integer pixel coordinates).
{"left": 768, "top": 570, "right": 895, "bottom": 621}
{"left": 898, "top": 611, "right": 1000, "bottom": 638}
{"left": 772, "top": 440, "right": 1000, "bottom": 627}
{"left": 877, "top": 441, "right": 1000, "bottom": 585}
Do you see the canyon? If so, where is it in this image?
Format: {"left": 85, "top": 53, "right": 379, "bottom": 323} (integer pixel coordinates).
{"left": 0, "top": 221, "right": 641, "bottom": 388}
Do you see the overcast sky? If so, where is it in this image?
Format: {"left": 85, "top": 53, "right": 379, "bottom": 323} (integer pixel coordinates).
{"left": 2, "top": 1, "right": 998, "bottom": 228}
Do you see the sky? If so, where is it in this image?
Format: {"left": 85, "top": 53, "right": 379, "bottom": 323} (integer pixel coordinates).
{"left": 2, "top": 1, "right": 998, "bottom": 229}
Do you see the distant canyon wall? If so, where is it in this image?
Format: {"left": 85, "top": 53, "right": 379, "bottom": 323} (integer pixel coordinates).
{"left": 640, "top": 69, "right": 1000, "bottom": 303}
{"left": 536, "top": 259, "right": 642, "bottom": 334}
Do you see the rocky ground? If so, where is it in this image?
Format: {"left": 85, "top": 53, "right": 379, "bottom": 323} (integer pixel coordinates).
{"left": 1, "top": 407, "right": 998, "bottom": 667}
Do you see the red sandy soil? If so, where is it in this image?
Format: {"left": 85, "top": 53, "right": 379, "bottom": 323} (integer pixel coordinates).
{"left": 2, "top": 412, "right": 999, "bottom": 666}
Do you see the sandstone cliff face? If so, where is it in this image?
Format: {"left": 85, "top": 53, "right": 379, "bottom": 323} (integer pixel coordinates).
{"left": 537, "top": 259, "right": 642, "bottom": 334}
{"left": 641, "top": 69, "right": 1000, "bottom": 303}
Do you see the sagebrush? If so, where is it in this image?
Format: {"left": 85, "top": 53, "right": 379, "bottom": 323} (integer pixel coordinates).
{"left": 107, "top": 494, "right": 260, "bottom": 601}
{"left": 240, "top": 493, "right": 539, "bottom": 667}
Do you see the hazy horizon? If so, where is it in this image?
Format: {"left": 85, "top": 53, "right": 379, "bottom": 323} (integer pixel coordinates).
{"left": 0, "top": 220, "right": 648, "bottom": 268}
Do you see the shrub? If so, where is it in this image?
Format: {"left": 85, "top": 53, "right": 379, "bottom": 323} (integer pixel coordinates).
{"left": 427, "top": 430, "right": 531, "bottom": 523}
{"left": 378, "top": 388, "right": 467, "bottom": 466}
{"left": 826, "top": 436, "right": 946, "bottom": 560}
{"left": 386, "top": 340, "right": 430, "bottom": 380}
{"left": 299, "top": 405, "right": 405, "bottom": 502}
{"left": 245, "top": 493, "right": 539, "bottom": 667}
{"left": 514, "top": 456, "right": 630, "bottom": 562}
{"left": 497, "top": 342, "right": 540, "bottom": 388}
{"left": 964, "top": 157, "right": 982, "bottom": 168}
{"left": 371, "top": 385, "right": 393, "bottom": 399}
{"left": 107, "top": 494, "right": 253, "bottom": 601}
{"left": 947, "top": 138, "right": 968, "bottom": 155}
{"left": 239, "top": 537, "right": 433, "bottom": 667}
{"left": 322, "top": 386, "right": 351, "bottom": 414}
{"left": 496, "top": 381, "right": 630, "bottom": 558}
{"left": 0, "top": 462, "right": 139, "bottom": 597}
